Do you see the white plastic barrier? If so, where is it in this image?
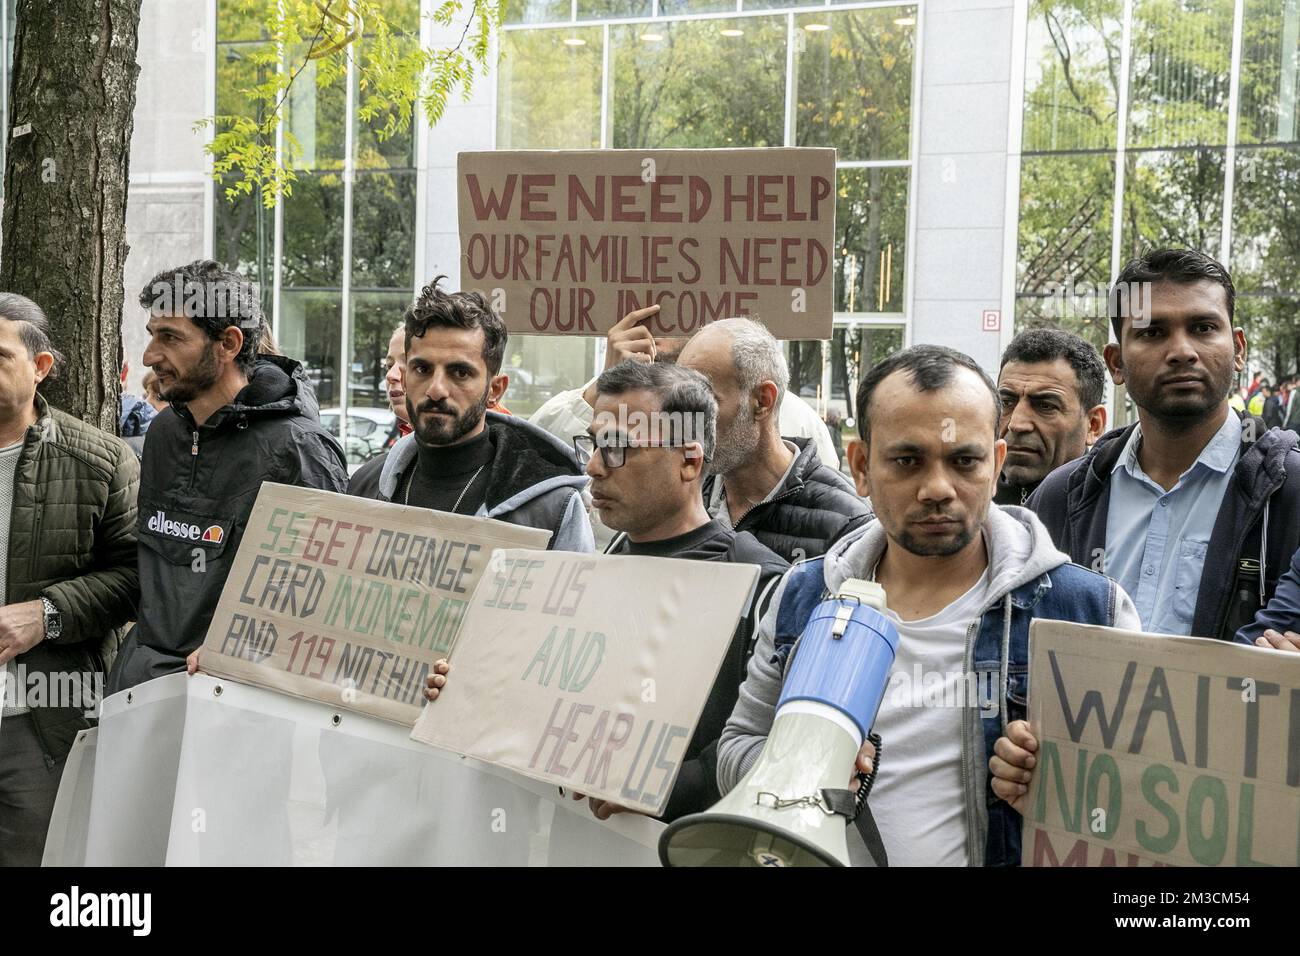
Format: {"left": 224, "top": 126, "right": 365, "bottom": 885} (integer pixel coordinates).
{"left": 44, "top": 673, "right": 663, "bottom": 866}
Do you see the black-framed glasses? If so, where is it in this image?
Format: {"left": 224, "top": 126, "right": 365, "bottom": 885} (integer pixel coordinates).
{"left": 573, "top": 435, "right": 687, "bottom": 469}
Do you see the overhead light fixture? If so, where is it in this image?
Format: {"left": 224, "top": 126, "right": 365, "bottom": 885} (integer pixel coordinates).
{"left": 803, "top": 23, "right": 830, "bottom": 32}
{"left": 893, "top": 16, "right": 915, "bottom": 26}
{"left": 640, "top": 32, "right": 664, "bottom": 42}
{"left": 563, "top": 36, "right": 587, "bottom": 46}
{"left": 720, "top": 28, "right": 744, "bottom": 37}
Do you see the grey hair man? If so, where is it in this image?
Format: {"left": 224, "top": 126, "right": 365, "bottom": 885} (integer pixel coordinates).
{"left": 0, "top": 293, "right": 139, "bottom": 865}
{"left": 678, "top": 318, "right": 871, "bottom": 562}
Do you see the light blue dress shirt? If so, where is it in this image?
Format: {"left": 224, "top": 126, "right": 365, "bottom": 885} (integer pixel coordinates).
{"left": 1103, "top": 412, "right": 1242, "bottom": 635}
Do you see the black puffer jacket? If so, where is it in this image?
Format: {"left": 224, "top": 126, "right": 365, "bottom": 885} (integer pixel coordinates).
{"left": 702, "top": 437, "right": 872, "bottom": 562}
{"left": 107, "top": 356, "right": 348, "bottom": 693}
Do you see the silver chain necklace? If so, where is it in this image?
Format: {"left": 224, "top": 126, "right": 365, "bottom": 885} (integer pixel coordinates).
{"left": 404, "top": 462, "right": 487, "bottom": 515}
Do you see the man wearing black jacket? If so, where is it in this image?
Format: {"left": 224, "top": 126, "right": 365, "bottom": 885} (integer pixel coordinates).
{"left": 994, "top": 329, "right": 1108, "bottom": 506}
{"left": 1030, "top": 249, "right": 1300, "bottom": 641}
{"left": 577, "top": 360, "right": 788, "bottom": 821}
{"left": 108, "top": 260, "right": 349, "bottom": 692}
{"left": 678, "top": 318, "right": 869, "bottom": 562}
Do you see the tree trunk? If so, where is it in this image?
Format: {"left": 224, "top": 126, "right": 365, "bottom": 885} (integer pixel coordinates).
{"left": 1, "top": 0, "right": 143, "bottom": 431}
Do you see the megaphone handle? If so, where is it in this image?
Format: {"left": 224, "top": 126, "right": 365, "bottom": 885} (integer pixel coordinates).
{"left": 854, "top": 732, "right": 883, "bottom": 817}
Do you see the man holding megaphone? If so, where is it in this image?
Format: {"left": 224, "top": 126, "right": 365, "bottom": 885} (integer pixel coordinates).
{"left": 707, "top": 345, "right": 1141, "bottom": 867}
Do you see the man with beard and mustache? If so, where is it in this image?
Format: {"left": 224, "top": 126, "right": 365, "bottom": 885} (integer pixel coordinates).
{"left": 994, "top": 329, "right": 1108, "bottom": 506}
{"left": 1030, "top": 249, "right": 1300, "bottom": 640}
{"left": 108, "top": 260, "right": 349, "bottom": 692}
{"left": 676, "top": 318, "right": 869, "bottom": 562}
{"left": 718, "top": 344, "right": 1139, "bottom": 866}
{"left": 347, "top": 278, "right": 593, "bottom": 552}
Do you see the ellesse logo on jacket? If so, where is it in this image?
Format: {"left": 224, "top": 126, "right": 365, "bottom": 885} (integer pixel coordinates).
{"left": 146, "top": 509, "right": 226, "bottom": 544}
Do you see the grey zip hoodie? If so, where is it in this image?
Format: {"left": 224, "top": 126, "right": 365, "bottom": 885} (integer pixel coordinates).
{"left": 716, "top": 504, "right": 1140, "bottom": 865}
{"left": 351, "top": 412, "right": 595, "bottom": 553}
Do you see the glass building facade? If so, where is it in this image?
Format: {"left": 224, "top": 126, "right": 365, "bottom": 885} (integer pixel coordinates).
{"left": 496, "top": 1, "right": 916, "bottom": 432}
{"left": 1016, "top": 0, "right": 1300, "bottom": 383}
{"left": 2, "top": 1, "right": 1296, "bottom": 464}
{"left": 214, "top": 0, "right": 423, "bottom": 466}
{"left": 210, "top": 0, "right": 917, "bottom": 465}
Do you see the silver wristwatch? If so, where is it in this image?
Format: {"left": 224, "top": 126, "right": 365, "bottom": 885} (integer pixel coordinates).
{"left": 41, "top": 596, "right": 63, "bottom": 642}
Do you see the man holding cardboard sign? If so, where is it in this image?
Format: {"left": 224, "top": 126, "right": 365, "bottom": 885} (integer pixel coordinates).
{"left": 423, "top": 361, "right": 786, "bottom": 821}
{"left": 581, "top": 361, "right": 788, "bottom": 820}
{"left": 991, "top": 622, "right": 1300, "bottom": 866}
{"left": 109, "top": 260, "right": 350, "bottom": 694}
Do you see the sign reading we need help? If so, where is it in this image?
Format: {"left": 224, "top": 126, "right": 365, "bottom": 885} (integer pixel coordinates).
{"left": 410, "top": 551, "right": 759, "bottom": 816}
{"left": 198, "top": 484, "right": 549, "bottom": 725}
{"left": 1022, "top": 621, "right": 1300, "bottom": 867}
{"left": 458, "top": 148, "right": 837, "bottom": 340}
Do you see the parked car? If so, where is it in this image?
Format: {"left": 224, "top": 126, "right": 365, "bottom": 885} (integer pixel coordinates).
{"left": 321, "top": 406, "right": 397, "bottom": 467}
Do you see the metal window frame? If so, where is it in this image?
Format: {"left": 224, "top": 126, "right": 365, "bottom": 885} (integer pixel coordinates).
{"left": 1009, "top": 0, "right": 1256, "bottom": 425}
{"left": 503, "top": 0, "right": 914, "bottom": 31}
{"left": 212, "top": 2, "right": 429, "bottom": 465}
{"left": 488, "top": 0, "right": 918, "bottom": 388}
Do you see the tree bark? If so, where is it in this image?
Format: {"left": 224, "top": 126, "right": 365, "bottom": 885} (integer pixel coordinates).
{"left": 1, "top": 0, "right": 143, "bottom": 431}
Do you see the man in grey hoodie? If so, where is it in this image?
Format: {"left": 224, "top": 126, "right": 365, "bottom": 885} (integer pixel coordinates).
{"left": 717, "top": 345, "right": 1140, "bottom": 866}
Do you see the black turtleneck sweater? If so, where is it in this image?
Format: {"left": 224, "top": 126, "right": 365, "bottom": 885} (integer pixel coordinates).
{"left": 399, "top": 428, "right": 495, "bottom": 515}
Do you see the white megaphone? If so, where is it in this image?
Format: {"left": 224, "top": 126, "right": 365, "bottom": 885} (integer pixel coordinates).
{"left": 659, "top": 579, "right": 899, "bottom": 867}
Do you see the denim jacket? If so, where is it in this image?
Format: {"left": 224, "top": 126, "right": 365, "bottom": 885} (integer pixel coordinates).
{"left": 718, "top": 506, "right": 1142, "bottom": 867}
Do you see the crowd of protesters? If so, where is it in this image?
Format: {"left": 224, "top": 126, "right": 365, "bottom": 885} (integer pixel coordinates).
{"left": 0, "top": 246, "right": 1298, "bottom": 867}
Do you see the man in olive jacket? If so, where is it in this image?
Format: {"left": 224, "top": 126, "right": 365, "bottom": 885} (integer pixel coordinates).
{"left": 0, "top": 294, "right": 139, "bottom": 866}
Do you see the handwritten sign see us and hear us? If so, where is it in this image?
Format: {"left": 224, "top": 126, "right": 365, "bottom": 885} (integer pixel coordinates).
{"left": 1022, "top": 620, "right": 1300, "bottom": 867}
{"left": 457, "top": 148, "right": 837, "bottom": 340}
{"left": 198, "top": 484, "right": 550, "bottom": 726}
{"left": 410, "top": 550, "right": 760, "bottom": 817}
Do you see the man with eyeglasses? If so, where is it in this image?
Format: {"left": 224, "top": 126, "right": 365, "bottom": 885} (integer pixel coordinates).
{"left": 570, "top": 359, "right": 788, "bottom": 821}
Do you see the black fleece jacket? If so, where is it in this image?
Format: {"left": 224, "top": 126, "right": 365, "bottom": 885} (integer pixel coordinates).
{"left": 1028, "top": 414, "right": 1300, "bottom": 641}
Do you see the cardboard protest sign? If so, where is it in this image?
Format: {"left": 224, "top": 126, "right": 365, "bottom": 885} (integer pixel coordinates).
{"left": 1022, "top": 621, "right": 1300, "bottom": 867}
{"left": 199, "top": 484, "right": 550, "bottom": 725}
{"left": 410, "top": 551, "right": 760, "bottom": 816}
{"left": 458, "top": 148, "right": 836, "bottom": 340}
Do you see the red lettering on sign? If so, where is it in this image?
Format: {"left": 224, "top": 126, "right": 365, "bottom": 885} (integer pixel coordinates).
{"left": 568, "top": 175, "right": 604, "bottom": 221}
{"left": 612, "top": 176, "right": 645, "bottom": 222}
{"left": 465, "top": 174, "right": 516, "bottom": 220}
{"left": 520, "top": 174, "right": 556, "bottom": 221}
{"left": 650, "top": 176, "right": 683, "bottom": 223}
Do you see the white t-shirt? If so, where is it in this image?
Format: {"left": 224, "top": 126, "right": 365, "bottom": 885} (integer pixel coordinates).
{"left": 867, "top": 563, "right": 991, "bottom": 866}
